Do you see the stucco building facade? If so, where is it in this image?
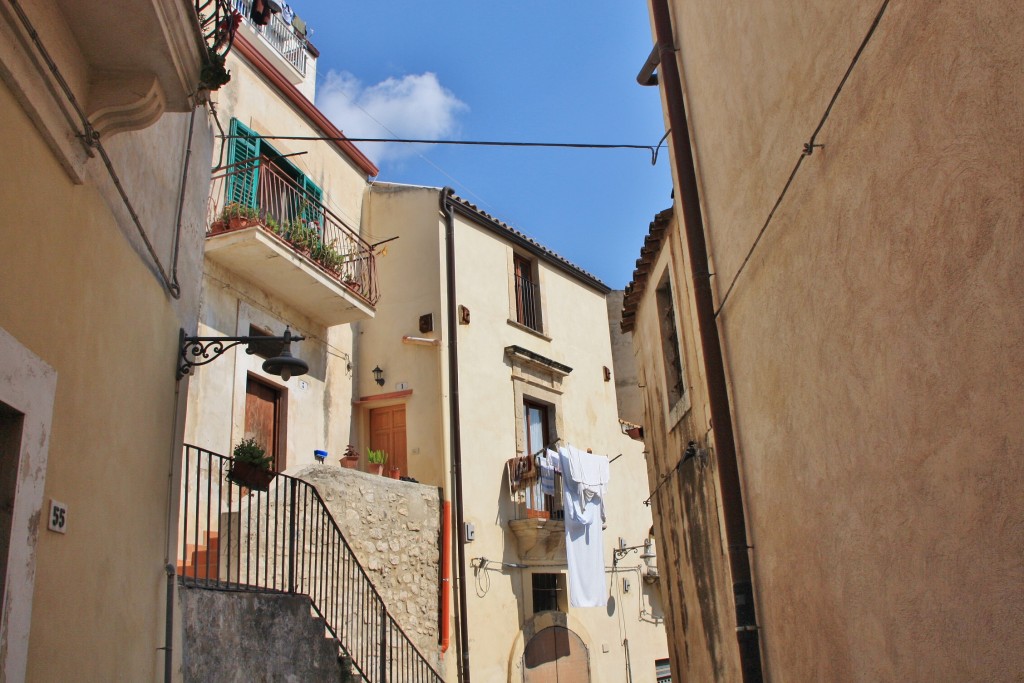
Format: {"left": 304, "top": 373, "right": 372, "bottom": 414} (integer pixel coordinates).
{"left": 626, "top": 1, "right": 1024, "bottom": 681}
{"left": 359, "top": 183, "right": 670, "bottom": 682}
{"left": 0, "top": 0, "right": 216, "bottom": 680}
{"left": 182, "top": 20, "right": 379, "bottom": 473}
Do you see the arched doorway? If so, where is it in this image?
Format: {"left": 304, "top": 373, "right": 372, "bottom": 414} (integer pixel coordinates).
{"left": 522, "top": 626, "right": 590, "bottom": 683}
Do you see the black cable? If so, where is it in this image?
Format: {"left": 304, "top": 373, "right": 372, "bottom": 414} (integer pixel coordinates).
{"left": 714, "top": 0, "right": 892, "bottom": 317}
{"left": 220, "top": 133, "right": 657, "bottom": 154}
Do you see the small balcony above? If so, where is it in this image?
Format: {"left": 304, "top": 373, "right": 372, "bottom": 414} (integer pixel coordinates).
{"left": 506, "top": 462, "right": 566, "bottom": 562}
{"left": 231, "top": 0, "right": 312, "bottom": 86}
{"left": 205, "top": 158, "right": 377, "bottom": 326}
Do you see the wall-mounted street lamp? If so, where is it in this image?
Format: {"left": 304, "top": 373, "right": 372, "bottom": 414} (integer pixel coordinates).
{"left": 613, "top": 536, "right": 657, "bottom": 567}
{"left": 177, "top": 326, "right": 308, "bottom": 381}
{"left": 372, "top": 365, "right": 385, "bottom": 387}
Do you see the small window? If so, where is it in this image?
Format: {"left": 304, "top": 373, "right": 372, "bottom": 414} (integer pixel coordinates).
{"left": 656, "top": 274, "right": 686, "bottom": 409}
{"left": 531, "top": 573, "right": 566, "bottom": 614}
{"left": 513, "top": 254, "right": 542, "bottom": 332}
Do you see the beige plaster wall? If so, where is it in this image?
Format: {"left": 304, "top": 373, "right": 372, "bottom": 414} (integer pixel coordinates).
{"left": 359, "top": 185, "right": 669, "bottom": 681}
{"left": 606, "top": 291, "right": 644, "bottom": 426}
{"left": 184, "top": 47, "right": 375, "bottom": 471}
{"left": 183, "top": 260, "right": 356, "bottom": 470}
{"left": 358, "top": 184, "right": 448, "bottom": 488}
{"left": 210, "top": 52, "right": 368, "bottom": 231}
{"left": 0, "top": 72, "right": 211, "bottom": 683}
{"left": 645, "top": 0, "right": 1024, "bottom": 679}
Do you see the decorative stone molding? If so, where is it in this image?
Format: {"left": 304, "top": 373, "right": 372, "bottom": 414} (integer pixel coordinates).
{"left": 505, "top": 345, "right": 572, "bottom": 395}
{"left": 508, "top": 518, "right": 566, "bottom": 562}
{"left": 87, "top": 72, "right": 166, "bottom": 138}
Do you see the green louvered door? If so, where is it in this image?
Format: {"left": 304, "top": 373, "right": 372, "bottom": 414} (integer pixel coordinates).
{"left": 300, "top": 175, "right": 323, "bottom": 226}
{"left": 227, "top": 119, "right": 260, "bottom": 209}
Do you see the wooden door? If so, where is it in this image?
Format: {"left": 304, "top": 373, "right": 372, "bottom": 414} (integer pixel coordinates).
{"left": 245, "top": 376, "right": 281, "bottom": 470}
{"left": 369, "top": 404, "right": 407, "bottom": 476}
{"left": 523, "top": 626, "right": 590, "bottom": 683}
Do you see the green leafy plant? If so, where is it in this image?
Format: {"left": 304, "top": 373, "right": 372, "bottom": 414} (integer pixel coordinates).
{"left": 366, "top": 448, "right": 388, "bottom": 465}
{"left": 219, "top": 202, "right": 259, "bottom": 222}
{"left": 233, "top": 438, "right": 273, "bottom": 470}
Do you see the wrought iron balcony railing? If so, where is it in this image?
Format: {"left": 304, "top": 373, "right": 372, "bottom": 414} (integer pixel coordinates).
{"left": 232, "top": 0, "right": 307, "bottom": 74}
{"left": 208, "top": 157, "right": 379, "bottom": 306}
{"left": 179, "top": 445, "right": 443, "bottom": 682}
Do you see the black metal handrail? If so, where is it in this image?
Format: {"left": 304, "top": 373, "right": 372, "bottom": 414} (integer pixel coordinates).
{"left": 179, "top": 445, "right": 443, "bottom": 682}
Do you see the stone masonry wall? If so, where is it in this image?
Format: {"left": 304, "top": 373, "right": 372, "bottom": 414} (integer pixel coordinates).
{"left": 293, "top": 464, "right": 442, "bottom": 664}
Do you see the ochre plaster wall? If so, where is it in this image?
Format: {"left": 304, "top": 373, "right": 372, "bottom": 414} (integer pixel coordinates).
{"left": 0, "top": 74, "right": 211, "bottom": 681}
{"left": 358, "top": 184, "right": 447, "bottom": 488}
{"left": 630, "top": 216, "right": 741, "bottom": 683}
{"left": 360, "top": 185, "right": 670, "bottom": 681}
{"left": 644, "top": 0, "right": 1024, "bottom": 679}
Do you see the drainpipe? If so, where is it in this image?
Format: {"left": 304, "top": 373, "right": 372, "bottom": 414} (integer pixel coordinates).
{"left": 440, "top": 188, "right": 471, "bottom": 683}
{"left": 646, "top": 1, "right": 765, "bottom": 680}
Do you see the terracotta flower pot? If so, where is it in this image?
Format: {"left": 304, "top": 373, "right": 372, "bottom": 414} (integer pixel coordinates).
{"left": 368, "top": 463, "right": 384, "bottom": 476}
{"left": 340, "top": 456, "right": 360, "bottom": 470}
{"left": 227, "top": 461, "right": 276, "bottom": 492}
{"left": 388, "top": 467, "right": 401, "bottom": 479}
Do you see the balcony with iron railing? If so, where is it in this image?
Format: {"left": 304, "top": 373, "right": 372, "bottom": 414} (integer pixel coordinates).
{"left": 205, "top": 157, "right": 377, "bottom": 325}
{"left": 506, "top": 458, "right": 566, "bottom": 562}
{"left": 232, "top": 0, "right": 309, "bottom": 80}
{"left": 179, "top": 445, "right": 443, "bottom": 682}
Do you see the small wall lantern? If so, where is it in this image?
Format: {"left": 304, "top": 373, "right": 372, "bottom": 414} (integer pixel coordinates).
{"left": 372, "top": 365, "right": 385, "bottom": 387}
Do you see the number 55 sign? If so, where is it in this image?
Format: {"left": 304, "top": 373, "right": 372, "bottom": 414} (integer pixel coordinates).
{"left": 48, "top": 500, "right": 68, "bottom": 534}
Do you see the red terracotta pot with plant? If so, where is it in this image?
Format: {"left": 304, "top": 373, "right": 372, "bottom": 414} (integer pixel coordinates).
{"left": 340, "top": 444, "right": 360, "bottom": 470}
{"left": 366, "top": 448, "right": 388, "bottom": 476}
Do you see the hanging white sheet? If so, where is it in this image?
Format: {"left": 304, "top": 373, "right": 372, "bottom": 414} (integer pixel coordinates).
{"left": 559, "top": 445, "right": 610, "bottom": 608}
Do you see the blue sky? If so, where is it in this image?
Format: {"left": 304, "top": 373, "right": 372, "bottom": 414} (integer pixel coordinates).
{"left": 295, "top": 1, "right": 671, "bottom": 289}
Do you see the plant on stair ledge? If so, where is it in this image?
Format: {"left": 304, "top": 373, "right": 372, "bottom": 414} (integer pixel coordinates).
{"left": 228, "top": 437, "right": 276, "bottom": 491}
{"left": 366, "top": 448, "right": 388, "bottom": 476}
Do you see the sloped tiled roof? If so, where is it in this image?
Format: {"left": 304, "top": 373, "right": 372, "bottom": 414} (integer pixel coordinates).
{"left": 446, "top": 191, "right": 610, "bottom": 295}
{"left": 620, "top": 207, "right": 674, "bottom": 332}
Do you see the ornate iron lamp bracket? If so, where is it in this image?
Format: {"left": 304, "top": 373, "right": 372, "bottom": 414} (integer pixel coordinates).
{"left": 177, "top": 327, "right": 306, "bottom": 380}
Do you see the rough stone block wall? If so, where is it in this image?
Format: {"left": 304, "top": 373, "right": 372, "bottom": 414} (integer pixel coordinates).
{"left": 293, "top": 465, "right": 442, "bottom": 664}
{"left": 179, "top": 586, "right": 346, "bottom": 683}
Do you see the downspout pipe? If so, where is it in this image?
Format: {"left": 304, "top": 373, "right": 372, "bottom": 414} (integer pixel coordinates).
{"left": 647, "top": 1, "right": 765, "bottom": 681}
{"left": 440, "top": 188, "right": 472, "bottom": 683}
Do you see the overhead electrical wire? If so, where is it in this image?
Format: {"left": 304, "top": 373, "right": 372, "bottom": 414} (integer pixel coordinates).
{"left": 714, "top": 0, "right": 892, "bottom": 316}
{"left": 219, "top": 134, "right": 666, "bottom": 164}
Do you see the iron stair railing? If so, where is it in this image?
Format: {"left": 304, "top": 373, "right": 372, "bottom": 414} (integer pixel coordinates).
{"left": 179, "top": 444, "right": 443, "bottom": 682}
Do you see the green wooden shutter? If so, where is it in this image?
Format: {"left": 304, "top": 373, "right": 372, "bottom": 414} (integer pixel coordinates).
{"left": 226, "top": 119, "right": 260, "bottom": 209}
{"left": 300, "top": 175, "right": 323, "bottom": 225}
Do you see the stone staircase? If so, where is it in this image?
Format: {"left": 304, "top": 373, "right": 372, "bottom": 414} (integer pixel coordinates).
{"left": 177, "top": 531, "right": 219, "bottom": 580}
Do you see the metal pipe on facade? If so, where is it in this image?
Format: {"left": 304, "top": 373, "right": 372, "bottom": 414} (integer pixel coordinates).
{"left": 440, "top": 188, "right": 472, "bottom": 683}
{"left": 647, "top": 1, "right": 765, "bottom": 680}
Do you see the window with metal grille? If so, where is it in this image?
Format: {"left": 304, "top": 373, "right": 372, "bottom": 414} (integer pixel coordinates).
{"left": 531, "top": 573, "right": 565, "bottom": 614}
{"left": 514, "top": 254, "right": 542, "bottom": 332}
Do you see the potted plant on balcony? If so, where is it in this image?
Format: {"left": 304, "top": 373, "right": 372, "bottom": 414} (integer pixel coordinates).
{"left": 227, "top": 437, "right": 276, "bottom": 491}
{"left": 211, "top": 203, "right": 260, "bottom": 234}
{"left": 340, "top": 444, "right": 360, "bottom": 470}
{"left": 366, "top": 448, "right": 388, "bottom": 476}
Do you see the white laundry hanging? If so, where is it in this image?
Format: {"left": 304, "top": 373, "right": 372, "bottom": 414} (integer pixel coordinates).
{"left": 559, "top": 445, "right": 610, "bottom": 608}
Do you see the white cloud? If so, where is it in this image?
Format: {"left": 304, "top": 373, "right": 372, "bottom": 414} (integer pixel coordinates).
{"left": 316, "top": 71, "right": 468, "bottom": 166}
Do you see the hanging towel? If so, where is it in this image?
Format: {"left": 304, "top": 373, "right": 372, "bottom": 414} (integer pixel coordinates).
{"left": 560, "top": 449, "right": 607, "bottom": 608}
{"left": 505, "top": 453, "right": 537, "bottom": 494}
{"left": 539, "top": 450, "right": 556, "bottom": 496}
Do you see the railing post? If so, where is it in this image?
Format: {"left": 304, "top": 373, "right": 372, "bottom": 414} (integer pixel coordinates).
{"left": 379, "top": 604, "right": 388, "bottom": 683}
{"left": 288, "top": 477, "right": 298, "bottom": 594}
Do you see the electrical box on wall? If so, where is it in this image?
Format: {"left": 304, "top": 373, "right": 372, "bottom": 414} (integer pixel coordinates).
{"left": 464, "top": 522, "right": 475, "bottom": 542}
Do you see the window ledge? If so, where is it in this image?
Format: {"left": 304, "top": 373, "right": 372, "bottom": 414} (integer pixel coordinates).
{"left": 507, "top": 318, "right": 551, "bottom": 341}
{"left": 667, "top": 392, "right": 691, "bottom": 430}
